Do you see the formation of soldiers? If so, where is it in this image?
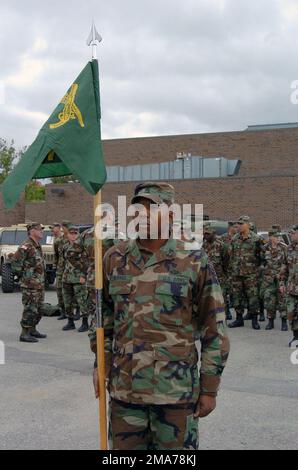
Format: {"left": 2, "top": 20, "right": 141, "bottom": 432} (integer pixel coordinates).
{"left": 7, "top": 181, "right": 298, "bottom": 449}
{"left": 203, "top": 216, "right": 298, "bottom": 346}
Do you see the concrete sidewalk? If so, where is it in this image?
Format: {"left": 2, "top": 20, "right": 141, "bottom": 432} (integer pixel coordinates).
{"left": 0, "top": 288, "right": 297, "bottom": 450}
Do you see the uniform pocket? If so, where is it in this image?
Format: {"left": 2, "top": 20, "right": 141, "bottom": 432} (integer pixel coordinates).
{"left": 184, "top": 413, "right": 199, "bottom": 450}
{"left": 154, "top": 276, "right": 189, "bottom": 326}
{"left": 110, "top": 350, "right": 132, "bottom": 395}
{"left": 153, "top": 345, "right": 198, "bottom": 400}
{"left": 109, "top": 279, "right": 132, "bottom": 325}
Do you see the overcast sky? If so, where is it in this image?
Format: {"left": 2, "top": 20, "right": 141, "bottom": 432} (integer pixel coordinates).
{"left": 1, "top": 0, "right": 298, "bottom": 149}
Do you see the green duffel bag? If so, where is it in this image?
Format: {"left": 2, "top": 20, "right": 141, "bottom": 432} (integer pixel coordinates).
{"left": 40, "top": 303, "right": 61, "bottom": 317}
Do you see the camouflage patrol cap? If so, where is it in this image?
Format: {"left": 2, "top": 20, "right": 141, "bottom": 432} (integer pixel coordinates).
{"left": 26, "top": 222, "right": 44, "bottom": 232}
{"left": 290, "top": 224, "right": 298, "bottom": 233}
{"left": 132, "top": 182, "right": 174, "bottom": 206}
{"left": 271, "top": 224, "right": 281, "bottom": 232}
{"left": 68, "top": 224, "right": 79, "bottom": 233}
{"left": 203, "top": 222, "right": 216, "bottom": 234}
{"left": 238, "top": 215, "right": 250, "bottom": 225}
{"left": 228, "top": 221, "right": 237, "bottom": 227}
{"left": 49, "top": 222, "right": 61, "bottom": 229}
{"left": 62, "top": 220, "right": 72, "bottom": 229}
{"left": 268, "top": 228, "right": 280, "bottom": 237}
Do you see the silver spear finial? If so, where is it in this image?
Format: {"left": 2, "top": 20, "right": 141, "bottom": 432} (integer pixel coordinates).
{"left": 87, "top": 21, "right": 102, "bottom": 60}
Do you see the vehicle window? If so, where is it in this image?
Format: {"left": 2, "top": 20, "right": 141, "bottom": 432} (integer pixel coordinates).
{"left": 78, "top": 225, "right": 93, "bottom": 233}
{"left": 41, "top": 231, "right": 52, "bottom": 245}
{"left": 0, "top": 230, "right": 16, "bottom": 244}
{"left": 215, "top": 227, "right": 228, "bottom": 235}
{"left": 15, "top": 231, "right": 28, "bottom": 245}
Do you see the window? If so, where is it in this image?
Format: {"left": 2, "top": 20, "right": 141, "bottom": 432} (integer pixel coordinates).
{"left": 41, "top": 231, "right": 52, "bottom": 245}
{"left": 15, "top": 232, "right": 28, "bottom": 245}
{"left": 0, "top": 231, "right": 16, "bottom": 245}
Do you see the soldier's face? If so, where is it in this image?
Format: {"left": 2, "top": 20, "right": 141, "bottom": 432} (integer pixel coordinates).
{"left": 239, "top": 222, "right": 249, "bottom": 234}
{"left": 135, "top": 197, "right": 172, "bottom": 239}
{"left": 31, "top": 227, "right": 44, "bottom": 241}
{"left": 292, "top": 231, "right": 298, "bottom": 243}
{"left": 68, "top": 231, "right": 79, "bottom": 242}
{"left": 52, "top": 227, "right": 61, "bottom": 237}
{"left": 269, "top": 236, "right": 278, "bottom": 244}
{"left": 204, "top": 232, "right": 214, "bottom": 242}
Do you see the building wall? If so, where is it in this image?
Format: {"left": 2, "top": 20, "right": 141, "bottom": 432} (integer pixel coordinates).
{"left": 102, "top": 127, "right": 298, "bottom": 178}
{"left": 24, "top": 175, "right": 297, "bottom": 231}
{"left": 0, "top": 193, "right": 25, "bottom": 227}
{"left": 3, "top": 127, "right": 298, "bottom": 230}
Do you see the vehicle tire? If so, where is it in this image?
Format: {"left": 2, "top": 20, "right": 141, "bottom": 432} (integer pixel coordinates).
{"left": 1, "top": 263, "right": 15, "bottom": 293}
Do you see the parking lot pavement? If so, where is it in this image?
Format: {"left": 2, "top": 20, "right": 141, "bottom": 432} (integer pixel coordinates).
{"left": 0, "top": 287, "right": 297, "bottom": 450}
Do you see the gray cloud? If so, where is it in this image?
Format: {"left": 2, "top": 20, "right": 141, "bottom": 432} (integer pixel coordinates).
{"left": 1, "top": 0, "right": 298, "bottom": 149}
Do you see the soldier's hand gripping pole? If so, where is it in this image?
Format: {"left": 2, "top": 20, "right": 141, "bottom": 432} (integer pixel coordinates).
{"left": 94, "top": 190, "right": 108, "bottom": 450}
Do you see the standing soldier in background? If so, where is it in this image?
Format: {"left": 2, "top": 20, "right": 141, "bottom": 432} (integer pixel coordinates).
{"left": 82, "top": 226, "right": 115, "bottom": 333}
{"left": 221, "top": 221, "right": 238, "bottom": 320}
{"left": 54, "top": 220, "right": 70, "bottom": 321}
{"left": 91, "top": 182, "right": 230, "bottom": 450}
{"left": 247, "top": 221, "right": 265, "bottom": 322}
{"left": 229, "top": 215, "right": 263, "bottom": 330}
{"left": 261, "top": 227, "right": 288, "bottom": 331}
{"left": 203, "top": 223, "right": 230, "bottom": 320}
{"left": 10, "top": 223, "right": 47, "bottom": 343}
{"left": 50, "top": 222, "right": 61, "bottom": 241}
{"left": 280, "top": 225, "right": 298, "bottom": 347}
{"left": 62, "top": 225, "right": 89, "bottom": 332}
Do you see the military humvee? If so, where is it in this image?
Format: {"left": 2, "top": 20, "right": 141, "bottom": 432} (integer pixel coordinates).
{"left": 0, "top": 224, "right": 56, "bottom": 293}
{"left": 187, "top": 214, "right": 229, "bottom": 236}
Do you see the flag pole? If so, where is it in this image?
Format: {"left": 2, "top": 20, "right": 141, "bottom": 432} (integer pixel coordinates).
{"left": 87, "top": 23, "right": 108, "bottom": 450}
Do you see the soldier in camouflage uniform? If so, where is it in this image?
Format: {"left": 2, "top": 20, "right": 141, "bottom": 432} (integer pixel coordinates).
{"left": 280, "top": 225, "right": 298, "bottom": 347}
{"left": 229, "top": 215, "right": 263, "bottom": 330}
{"left": 90, "top": 182, "right": 230, "bottom": 450}
{"left": 81, "top": 226, "right": 115, "bottom": 326}
{"left": 203, "top": 223, "right": 230, "bottom": 320}
{"left": 62, "top": 226, "right": 89, "bottom": 332}
{"left": 54, "top": 220, "right": 70, "bottom": 321}
{"left": 10, "top": 223, "right": 47, "bottom": 343}
{"left": 260, "top": 228, "right": 288, "bottom": 331}
{"left": 221, "top": 221, "right": 238, "bottom": 318}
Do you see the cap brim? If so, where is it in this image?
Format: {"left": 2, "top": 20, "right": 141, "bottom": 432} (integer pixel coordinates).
{"left": 131, "top": 194, "right": 162, "bottom": 205}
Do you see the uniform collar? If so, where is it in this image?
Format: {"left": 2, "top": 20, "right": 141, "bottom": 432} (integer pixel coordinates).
{"left": 239, "top": 231, "right": 253, "bottom": 240}
{"left": 28, "top": 236, "right": 40, "bottom": 247}
{"left": 126, "top": 237, "right": 178, "bottom": 270}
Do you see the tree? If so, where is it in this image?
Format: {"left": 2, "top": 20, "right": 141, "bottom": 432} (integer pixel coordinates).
{"left": 25, "top": 181, "right": 45, "bottom": 202}
{"left": 0, "top": 139, "right": 18, "bottom": 184}
{"left": 50, "top": 175, "right": 78, "bottom": 184}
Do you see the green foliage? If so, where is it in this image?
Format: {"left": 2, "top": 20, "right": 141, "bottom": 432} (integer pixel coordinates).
{"left": 25, "top": 181, "right": 45, "bottom": 202}
{"left": 0, "top": 139, "right": 18, "bottom": 184}
{"left": 51, "top": 175, "right": 78, "bottom": 184}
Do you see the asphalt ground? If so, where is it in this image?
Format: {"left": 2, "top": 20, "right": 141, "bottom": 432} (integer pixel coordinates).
{"left": 0, "top": 287, "right": 297, "bottom": 450}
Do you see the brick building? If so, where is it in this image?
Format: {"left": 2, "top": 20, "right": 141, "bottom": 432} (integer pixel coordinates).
{"left": 1, "top": 123, "right": 298, "bottom": 230}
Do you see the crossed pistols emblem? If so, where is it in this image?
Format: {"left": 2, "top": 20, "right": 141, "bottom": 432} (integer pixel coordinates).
{"left": 50, "top": 84, "right": 84, "bottom": 129}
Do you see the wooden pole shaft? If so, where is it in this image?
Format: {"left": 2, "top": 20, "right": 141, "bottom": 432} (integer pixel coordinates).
{"left": 94, "top": 191, "right": 108, "bottom": 450}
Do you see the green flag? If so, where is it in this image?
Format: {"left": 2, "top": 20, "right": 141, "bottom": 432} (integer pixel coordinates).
{"left": 2, "top": 59, "right": 106, "bottom": 209}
